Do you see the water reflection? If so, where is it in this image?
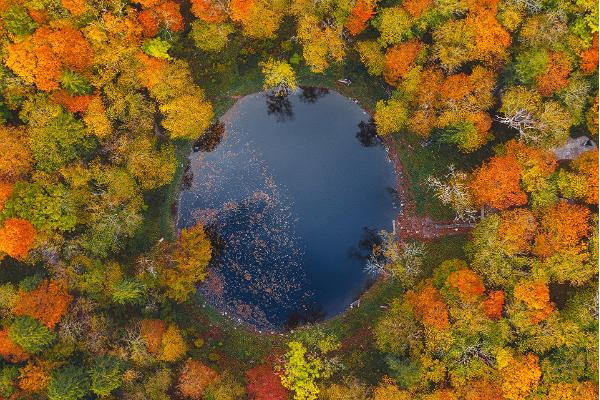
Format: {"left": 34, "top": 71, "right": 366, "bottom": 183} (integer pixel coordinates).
{"left": 348, "top": 227, "right": 383, "bottom": 261}
{"left": 299, "top": 87, "right": 330, "bottom": 103}
{"left": 356, "top": 119, "right": 381, "bottom": 147}
{"left": 193, "top": 121, "right": 225, "bottom": 152}
{"left": 285, "top": 303, "right": 326, "bottom": 329}
{"left": 266, "top": 93, "right": 294, "bottom": 122}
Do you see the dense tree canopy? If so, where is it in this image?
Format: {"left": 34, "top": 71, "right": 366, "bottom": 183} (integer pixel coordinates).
{"left": 0, "top": 0, "right": 596, "bottom": 398}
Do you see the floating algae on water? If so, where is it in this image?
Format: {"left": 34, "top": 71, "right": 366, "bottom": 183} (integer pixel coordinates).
{"left": 178, "top": 89, "right": 398, "bottom": 330}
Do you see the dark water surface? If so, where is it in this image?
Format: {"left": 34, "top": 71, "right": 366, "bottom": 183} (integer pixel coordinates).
{"left": 177, "top": 89, "right": 398, "bottom": 329}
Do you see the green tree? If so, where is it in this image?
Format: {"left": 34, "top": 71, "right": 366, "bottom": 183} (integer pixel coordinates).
{"left": 142, "top": 38, "right": 172, "bottom": 59}
{"left": 1, "top": 5, "right": 37, "bottom": 36}
{"left": 190, "top": 20, "right": 234, "bottom": 52}
{"left": 111, "top": 279, "right": 145, "bottom": 305}
{"left": 356, "top": 40, "right": 385, "bottom": 75}
{"left": 374, "top": 6, "right": 413, "bottom": 46}
{"left": 0, "top": 181, "right": 77, "bottom": 232}
{"left": 0, "top": 365, "right": 18, "bottom": 399}
{"left": 90, "top": 356, "right": 124, "bottom": 397}
{"left": 47, "top": 366, "right": 90, "bottom": 400}
{"left": 60, "top": 70, "right": 93, "bottom": 95}
{"left": 28, "top": 107, "right": 96, "bottom": 172}
{"left": 8, "top": 316, "right": 57, "bottom": 353}
{"left": 514, "top": 49, "right": 548, "bottom": 85}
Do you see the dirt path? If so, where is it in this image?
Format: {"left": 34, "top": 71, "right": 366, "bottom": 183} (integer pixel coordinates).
{"left": 383, "top": 137, "right": 474, "bottom": 242}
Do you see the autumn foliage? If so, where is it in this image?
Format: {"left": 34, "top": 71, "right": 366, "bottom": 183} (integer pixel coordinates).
{"left": 0, "top": 218, "right": 37, "bottom": 259}
{"left": 580, "top": 33, "right": 598, "bottom": 74}
{"left": 406, "top": 282, "right": 449, "bottom": 329}
{"left": 535, "top": 52, "right": 571, "bottom": 96}
{"left": 383, "top": 40, "right": 422, "bottom": 86}
{"left": 138, "top": 1, "right": 184, "bottom": 37}
{"left": 499, "top": 353, "right": 541, "bottom": 400}
{"left": 345, "top": 0, "right": 377, "bottom": 36}
{"left": 230, "top": 0, "right": 254, "bottom": 22}
{"left": 0, "top": 183, "right": 14, "bottom": 212}
{"left": 469, "top": 153, "right": 528, "bottom": 210}
{"left": 446, "top": 269, "right": 485, "bottom": 300}
{"left": 140, "top": 319, "right": 187, "bottom": 361}
{"left": 190, "top": 0, "right": 228, "bottom": 22}
{"left": 246, "top": 364, "right": 289, "bottom": 400}
{"left": 6, "top": 26, "right": 92, "bottom": 91}
{"left": 513, "top": 280, "right": 554, "bottom": 324}
{"left": 572, "top": 150, "right": 598, "bottom": 204}
{"left": 533, "top": 202, "right": 590, "bottom": 258}
{"left": 497, "top": 209, "right": 537, "bottom": 254}
{"left": 12, "top": 280, "right": 73, "bottom": 329}
{"left": 0, "top": 329, "right": 28, "bottom": 363}
{"left": 140, "top": 319, "right": 166, "bottom": 355}
{"left": 0, "top": 127, "right": 33, "bottom": 182}
{"left": 402, "top": 0, "right": 432, "bottom": 17}
{"left": 18, "top": 360, "right": 52, "bottom": 392}
{"left": 177, "top": 358, "right": 219, "bottom": 399}
{"left": 481, "top": 290, "right": 505, "bottom": 320}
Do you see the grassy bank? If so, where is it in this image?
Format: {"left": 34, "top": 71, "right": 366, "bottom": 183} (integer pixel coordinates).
{"left": 133, "top": 24, "right": 477, "bottom": 383}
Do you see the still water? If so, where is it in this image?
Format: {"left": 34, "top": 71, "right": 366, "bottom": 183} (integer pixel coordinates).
{"left": 177, "top": 88, "right": 398, "bottom": 329}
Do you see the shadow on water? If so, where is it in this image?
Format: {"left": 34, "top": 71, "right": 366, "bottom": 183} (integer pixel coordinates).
{"left": 356, "top": 119, "right": 381, "bottom": 147}
{"left": 266, "top": 93, "right": 294, "bottom": 122}
{"left": 347, "top": 227, "right": 383, "bottom": 261}
{"left": 181, "top": 163, "right": 193, "bottom": 190}
{"left": 386, "top": 186, "right": 402, "bottom": 209}
{"left": 299, "top": 86, "right": 330, "bottom": 104}
{"left": 193, "top": 121, "right": 225, "bottom": 152}
{"left": 285, "top": 303, "right": 326, "bottom": 330}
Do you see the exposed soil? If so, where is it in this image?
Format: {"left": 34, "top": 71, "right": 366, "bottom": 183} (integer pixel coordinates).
{"left": 383, "top": 137, "right": 474, "bottom": 242}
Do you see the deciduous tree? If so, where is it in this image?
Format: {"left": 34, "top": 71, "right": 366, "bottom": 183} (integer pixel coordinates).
{"left": 12, "top": 280, "right": 72, "bottom": 329}
{"left": 177, "top": 358, "right": 219, "bottom": 399}
{"left": 469, "top": 153, "right": 527, "bottom": 210}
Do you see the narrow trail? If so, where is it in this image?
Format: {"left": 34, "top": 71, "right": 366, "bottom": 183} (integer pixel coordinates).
{"left": 384, "top": 137, "right": 475, "bottom": 242}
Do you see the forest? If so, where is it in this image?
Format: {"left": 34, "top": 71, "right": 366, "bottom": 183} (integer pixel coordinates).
{"left": 0, "top": 0, "right": 598, "bottom": 399}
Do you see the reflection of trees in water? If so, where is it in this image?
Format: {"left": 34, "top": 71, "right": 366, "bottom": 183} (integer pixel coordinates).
{"left": 266, "top": 93, "right": 294, "bottom": 122}
{"left": 348, "top": 227, "right": 384, "bottom": 261}
{"left": 193, "top": 121, "right": 225, "bottom": 152}
{"left": 386, "top": 186, "right": 402, "bottom": 209}
{"left": 356, "top": 119, "right": 381, "bottom": 147}
{"left": 285, "top": 303, "right": 326, "bottom": 330}
{"left": 181, "top": 163, "right": 193, "bottom": 190}
{"left": 299, "top": 87, "right": 330, "bottom": 103}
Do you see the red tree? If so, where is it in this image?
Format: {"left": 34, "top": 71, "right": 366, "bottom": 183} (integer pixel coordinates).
{"left": 246, "top": 364, "right": 289, "bottom": 400}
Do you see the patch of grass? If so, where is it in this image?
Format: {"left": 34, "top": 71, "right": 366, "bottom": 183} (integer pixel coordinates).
{"left": 127, "top": 141, "right": 190, "bottom": 257}
{"left": 393, "top": 134, "right": 491, "bottom": 220}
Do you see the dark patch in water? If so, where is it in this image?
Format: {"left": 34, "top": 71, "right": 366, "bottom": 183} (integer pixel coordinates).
{"left": 194, "top": 121, "right": 225, "bottom": 152}
{"left": 266, "top": 93, "right": 294, "bottom": 122}
{"left": 356, "top": 119, "right": 380, "bottom": 147}
{"left": 299, "top": 87, "right": 330, "bottom": 104}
